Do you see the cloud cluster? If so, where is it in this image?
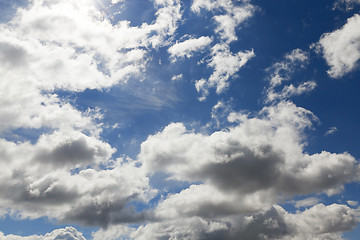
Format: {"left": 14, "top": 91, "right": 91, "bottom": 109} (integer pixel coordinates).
{"left": 191, "top": 0, "right": 255, "bottom": 43}
{"left": 0, "top": 0, "right": 182, "bottom": 230}
{"left": 91, "top": 95, "right": 360, "bottom": 239}
{"left": 1, "top": 0, "right": 360, "bottom": 239}
{"left": 0, "top": 0, "right": 182, "bottom": 132}
{"left": 265, "top": 49, "right": 316, "bottom": 103}
{"left": 140, "top": 101, "right": 358, "bottom": 208}
{"left": 0, "top": 130, "right": 155, "bottom": 227}
{"left": 93, "top": 203, "right": 359, "bottom": 240}
{"left": 196, "top": 43, "right": 255, "bottom": 100}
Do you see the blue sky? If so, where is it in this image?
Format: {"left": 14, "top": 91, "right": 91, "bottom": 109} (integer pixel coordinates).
{"left": 1, "top": 0, "right": 360, "bottom": 239}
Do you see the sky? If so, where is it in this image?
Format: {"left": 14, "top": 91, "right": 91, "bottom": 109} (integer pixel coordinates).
{"left": 1, "top": 0, "right": 360, "bottom": 239}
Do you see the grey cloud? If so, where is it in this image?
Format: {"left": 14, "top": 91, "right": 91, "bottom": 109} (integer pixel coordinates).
{"left": 278, "top": 152, "right": 358, "bottom": 196}
{"left": 0, "top": 169, "right": 78, "bottom": 208}
{"left": 140, "top": 102, "right": 359, "bottom": 221}
{"left": 141, "top": 110, "right": 358, "bottom": 199}
{"left": 0, "top": 133, "right": 153, "bottom": 227}
{"left": 63, "top": 196, "right": 148, "bottom": 228}
{"left": 64, "top": 201, "right": 123, "bottom": 228}
{"left": 228, "top": 204, "right": 358, "bottom": 240}
{"left": 200, "top": 145, "right": 283, "bottom": 194}
{"left": 119, "top": 204, "right": 359, "bottom": 240}
{"left": 0, "top": 41, "right": 28, "bottom": 68}
{"left": 34, "top": 137, "right": 107, "bottom": 168}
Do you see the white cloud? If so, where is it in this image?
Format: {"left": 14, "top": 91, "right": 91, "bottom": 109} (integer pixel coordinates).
{"left": 1, "top": 0, "right": 183, "bottom": 91}
{"left": 265, "top": 49, "right": 313, "bottom": 103}
{"left": 209, "top": 100, "right": 232, "bottom": 128}
{"left": 1, "top": 1, "right": 360, "bottom": 239}
{"left": 196, "top": 43, "right": 254, "bottom": 100}
{"left": 111, "top": 0, "right": 125, "bottom": 4}
{"left": 0, "top": 227, "right": 85, "bottom": 240}
{"left": 294, "top": 197, "right": 321, "bottom": 208}
{"left": 325, "top": 126, "right": 338, "bottom": 136}
{"left": 168, "top": 36, "right": 212, "bottom": 61}
{"left": 267, "top": 81, "right": 317, "bottom": 102}
{"left": 281, "top": 204, "right": 359, "bottom": 239}
{"left": 171, "top": 73, "right": 183, "bottom": 81}
{"left": 93, "top": 217, "right": 228, "bottom": 240}
{"left": 268, "top": 49, "right": 309, "bottom": 88}
{"left": 139, "top": 101, "right": 358, "bottom": 223}
{"left": 0, "top": 0, "right": 183, "bottom": 135}
{"left": 0, "top": 0, "right": 182, "bottom": 226}
{"left": 191, "top": 0, "right": 255, "bottom": 43}
{"left": 318, "top": 14, "right": 360, "bottom": 78}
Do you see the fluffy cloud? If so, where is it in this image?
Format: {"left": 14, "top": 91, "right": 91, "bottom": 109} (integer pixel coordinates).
{"left": 196, "top": 43, "right": 254, "bottom": 100}
{"left": 191, "top": 0, "right": 255, "bottom": 43}
{"left": 265, "top": 49, "right": 314, "bottom": 102}
{"left": 92, "top": 217, "right": 228, "bottom": 240}
{"left": 1, "top": 1, "right": 360, "bottom": 239}
{"left": 0, "top": 227, "right": 85, "bottom": 240}
{"left": 0, "top": 0, "right": 182, "bottom": 228}
{"left": 139, "top": 101, "right": 359, "bottom": 221}
{"left": 168, "top": 36, "right": 212, "bottom": 61}
{"left": 0, "top": 129, "right": 155, "bottom": 228}
{"left": 317, "top": 14, "right": 360, "bottom": 78}
{"left": 0, "top": 0, "right": 183, "bottom": 90}
{"left": 93, "top": 203, "right": 359, "bottom": 240}
{"left": 0, "top": 0, "right": 183, "bottom": 133}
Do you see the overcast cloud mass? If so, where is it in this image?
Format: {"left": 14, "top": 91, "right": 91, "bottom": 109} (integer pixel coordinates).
{"left": 1, "top": 0, "right": 360, "bottom": 239}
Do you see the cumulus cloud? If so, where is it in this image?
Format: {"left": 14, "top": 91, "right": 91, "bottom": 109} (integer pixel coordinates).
{"left": 93, "top": 203, "right": 359, "bottom": 240}
{"left": 196, "top": 43, "right": 254, "bottom": 100}
{"left": 317, "top": 14, "right": 360, "bottom": 78}
{"left": 0, "top": 0, "right": 183, "bottom": 90}
{"left": 139, "top": 101, "right": 359, "bottom": 223}
{"left": 0, "top": 130, "right": 155, "bottom": 227}
{"left": 0, "top": 0, "right": 183, "bottom": 133}
{"left": 93, "top": 217, "right": 228, "bottom": 240}
{"left": 1, "top": 1, "right": 360, "bottom": 239}
{"left": 0, "top": 0, "right": 182, "bottom": 228}
{"left": 191, "top": 0, "right": 255, "bottom": 43}
{"left": 0, "top": 227, "right": 85, "bottom": 240}
{"left": 168, "top": 36, "right": 212, "bottom": 61}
